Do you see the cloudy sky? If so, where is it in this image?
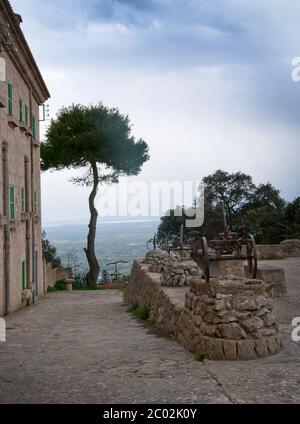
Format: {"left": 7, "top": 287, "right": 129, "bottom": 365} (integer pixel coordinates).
{"left": 10, "top": 0, "right": 300, "bottom": 225}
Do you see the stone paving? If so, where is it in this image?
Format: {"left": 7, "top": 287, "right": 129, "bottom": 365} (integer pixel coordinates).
{"left": 0, "top": 258, "right": 299, "bottom": 404}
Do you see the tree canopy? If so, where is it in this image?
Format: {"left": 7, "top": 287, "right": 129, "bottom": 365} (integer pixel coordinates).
{"left": 157, "top": 169, "right": 296, "bottom": 245}
{"left": 41, "top": 104, "right": 149, "bottom": 182}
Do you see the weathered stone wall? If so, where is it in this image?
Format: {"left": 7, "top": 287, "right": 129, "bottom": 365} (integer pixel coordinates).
{"left": 127, "top": 261, "right": 182, "bottom": 336}
{"left": 43, "top": 259, "right": 72, "bottom": 292}
{"left": 144, "top": 251, "right": 200, "bottom": 287}
{"left": 128, "top": 256, "right": 281, "bottom": 361}
{"left": 179, "top": 277, "right": 281, "bottom": 360}
{"left": 256, "top": 240, "right": 300, "bottom": 260}
{"left": 281, "top": 240, "right": 300, "bottom": 257}
{"left": 256, "top": 245, "right": 285, "bottom": 260}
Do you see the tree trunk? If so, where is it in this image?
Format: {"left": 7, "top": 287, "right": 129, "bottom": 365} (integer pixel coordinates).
{"left": 84, "top": 161, "right": 100, "bottom": 286}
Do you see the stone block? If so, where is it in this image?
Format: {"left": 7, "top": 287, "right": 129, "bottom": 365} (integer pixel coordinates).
{"left": 237, "top": 339, "right": 257, "bottom": 360}
{"left": 254, "top": 338, "right": 269, "bottom": 357}
{"left": 218, "top": 323, "right": 246, "bottom": 340}
{"left": 256, "top": 265, "right": 287, "bottom": 298}
{"left": 241, "top": 317, "right": 264, "bottom": 333}
{"left": 223, "top": 340, "right": 238, "bottom": 360}
{"left": 204, "top": 337, "right": 225, "bottom": 360}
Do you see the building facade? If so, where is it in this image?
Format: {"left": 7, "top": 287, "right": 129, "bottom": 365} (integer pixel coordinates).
{"left": 0, "top": 0, "right": 50, "bottom": 315}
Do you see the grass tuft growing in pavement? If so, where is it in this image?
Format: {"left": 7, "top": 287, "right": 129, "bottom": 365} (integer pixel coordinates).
{"left": 128, "top": 303, "right": 149, "bottom": 321}
{"left": 194, "top": 353, "right": 205, "bottom": 362}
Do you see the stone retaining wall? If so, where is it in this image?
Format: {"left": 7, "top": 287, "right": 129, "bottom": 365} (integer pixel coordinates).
{"left": 127, "top": 257, "right": 281, "bottom": 361}
{"left": 127, "top": 261, "right": 182, "bottom": 336}
{"left": 256, "top": 245, "right": 284, "bottom": 260}
{"left": 281, "top": 240, "right": 300, "bottom": 257}
{"left": 256, "top": 240, "right": 300, "bottom": 259}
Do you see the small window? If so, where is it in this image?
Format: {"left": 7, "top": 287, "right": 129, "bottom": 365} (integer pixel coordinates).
{"left": 19, "top": 98, "right": 23, "bottom": 122}
{"left": 7, "top": 82, "right": 13, "bottom": 115}
{"left": 9, "top": 185, "right": 15, "bottom": 220}
{"left": 25, "top": 105, "right": 28, "bottom": 126}
{"left": 32, "top": 114, "right": 36, "bottom": 139}
{"left": 22, "top": 260, "right": 26, "bottom": 290}
{"left": 34, "top": 191, "right": 38, "bottom": 214}
{"left": 21, "top": 187, "right": 25, "bottom": 213}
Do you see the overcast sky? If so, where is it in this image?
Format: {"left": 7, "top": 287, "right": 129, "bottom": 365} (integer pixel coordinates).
{"left": 10, "top": 0, "right": 300, "bottom": 225}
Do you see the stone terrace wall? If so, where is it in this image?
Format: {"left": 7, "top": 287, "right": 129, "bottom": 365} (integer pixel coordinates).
{"left": 256, "top": 245, "right": 285, "bottom": 260}
{"left": 127, "top": 257, "right": 281, "bottom": 361}
{"left": 127, "top": 261, "right": 182, "bottom": 336}
{"left": 256, "top": 240, "right": 300, "bottom": 260}
{"left": 281, "top": 240, "right": 300, "bottom": 257}
{"left": 43, "top": 259, "right": 72, "bottom": 292}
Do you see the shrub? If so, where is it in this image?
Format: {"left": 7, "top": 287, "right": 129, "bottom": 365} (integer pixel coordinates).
{"left": 128, "top": 303, "right": 149, "bottom": 320}
{"left": 72, "top": 282, "right": 104, "bottom": 291}
{"left": 54, "top": 280, "right": 66, "bottom": 291}
{"left": 47, "top": 286, "right": 56, "bottom": 293}
{"left": 194, "top": 353, "right": 205, "bottom": 362}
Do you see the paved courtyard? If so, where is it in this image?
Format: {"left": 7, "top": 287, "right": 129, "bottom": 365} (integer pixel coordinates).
{"left": 0, "top": 258, "right": 300, "bottom": 404}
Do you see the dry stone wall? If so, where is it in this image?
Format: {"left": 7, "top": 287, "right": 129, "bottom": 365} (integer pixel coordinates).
{"left": 281, "top": 240, "right": 300, "bottom": 257}
{"left": 128, "top": 252, "right": 282, "bottom": 361}
{"left": 178, "top": 277, "right": 281, "bottom": 360}
{"left": 145, "top": 250, "right": 200, "bottom": 287}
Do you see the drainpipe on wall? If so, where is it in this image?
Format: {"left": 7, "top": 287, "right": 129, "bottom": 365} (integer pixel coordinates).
{"left": 25, "top": 155, "right": 31, "bottom": 303}
{"left": 29, "top": 89, "right": 36, "bottom": 302}
{"left": 2, "top": 141, "right": 10, "bottom": 315}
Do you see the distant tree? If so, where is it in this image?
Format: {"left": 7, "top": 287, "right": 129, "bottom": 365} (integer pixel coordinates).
{"left": 280, "top": 197, "right": 300, "bottom": 239}
{"left": 41, "top": 104, "right": 149, "bottom": 286}
{"left": 157, "top": 170, "right": 290, "bottom": 245}
{"left": 203, "top": 170, "right": 255, "bottom": 226}
{"left": 42, "top": 231, "right": 62, "bottom": 268}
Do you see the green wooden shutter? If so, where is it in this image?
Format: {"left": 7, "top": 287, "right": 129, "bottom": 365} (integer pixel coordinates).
{"left": 22, "top": 260, "right": 26, "bottom": 290}
{"left": 19, "top": 98, "right": 23, "bottom": 121}
{"left": 7, "top": 82, "right": 13, "bottom": 115}
{"left": 21, "top": 187, "right": 25, "bottom": 212}
{"left": 34, "top": 191, "right": 38, "bottom": 214}
{"left": 25, "top": 105, "right": 28, "bottom": 125}
{"left": 32, "top": 115, "right": 36, "bottom": 139}
{"left": 9, "top": 186, "right": 15, "bottom": 220}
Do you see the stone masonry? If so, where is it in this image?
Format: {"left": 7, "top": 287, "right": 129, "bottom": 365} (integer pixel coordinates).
{"left": 179, "top": 276, "right": 281, "bottom": 360}
{"left": 145, "top": 250, "right": 200, "bottom": 287}
{"left": 127, "top": 251, "right": 282, "bottom": 361}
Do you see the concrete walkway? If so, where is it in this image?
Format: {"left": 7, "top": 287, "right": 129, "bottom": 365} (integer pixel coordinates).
{"left": 0, "top": 258, "right": 300, "bottom": 404}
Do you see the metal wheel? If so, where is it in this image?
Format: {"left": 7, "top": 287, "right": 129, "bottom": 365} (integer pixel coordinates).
{"left": 247, "top": 234, "right": 258, "bottom": 278}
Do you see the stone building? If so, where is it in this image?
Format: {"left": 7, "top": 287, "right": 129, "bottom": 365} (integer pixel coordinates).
{"left": 0, "top": 0, "right": 50, "bottom": 315}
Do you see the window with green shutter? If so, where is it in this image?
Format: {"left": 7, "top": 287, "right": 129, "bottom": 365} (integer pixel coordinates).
{"left": 21, "top": 187, "right": 25, "bottom": 213}
{"left": 9, "top": 185, "right": 15, "bottom": 220}
{"left": 25, "top": 104, "right": 28, "bottom": 126}
{"left": 8, "top": 82, "right": 13, "bottom": 115}
{"left": 22, "top": 260, "right": 26, "bottom": 290}
{"left": 32, "top": 114, "right": 36, "bottom": 139}
{"left": 19, "top": 98, "right": 23, "bottom": 122}
{"left": 34, "top": 191, "right": 38, "bottom": 214}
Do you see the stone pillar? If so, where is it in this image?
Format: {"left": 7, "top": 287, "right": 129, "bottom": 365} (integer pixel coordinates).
{"left": 65, "top": 279, "right": 74, "bottom": 292}
{"left": 179, "top": 277, "right": 281, "bottom": 360}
